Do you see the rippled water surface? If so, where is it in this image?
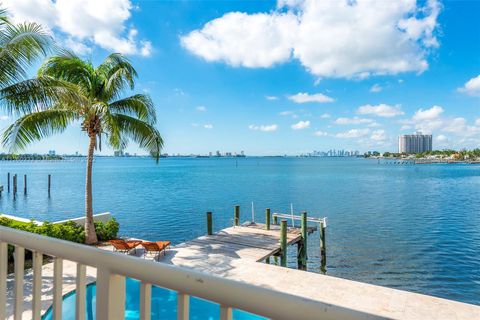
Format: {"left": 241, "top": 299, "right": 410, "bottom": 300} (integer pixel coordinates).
{"left": 1, "top": 157, "right": 479, "bottom": 305}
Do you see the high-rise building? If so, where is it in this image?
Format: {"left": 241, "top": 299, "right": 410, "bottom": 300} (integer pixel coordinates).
{"left": 398, "top": 132, "right": 432, "bottom": 154}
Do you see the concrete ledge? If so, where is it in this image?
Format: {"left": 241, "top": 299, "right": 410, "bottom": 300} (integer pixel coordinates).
{"left": 0, "top": 212, "right": 112, "bottom": 227}
{"left": 52, "top": 212, "right": 112, "bottom": 226}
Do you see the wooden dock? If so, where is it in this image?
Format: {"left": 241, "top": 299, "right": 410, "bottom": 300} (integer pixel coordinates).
{"left": 171, "top": 222, "right": 316, "bottom": 263}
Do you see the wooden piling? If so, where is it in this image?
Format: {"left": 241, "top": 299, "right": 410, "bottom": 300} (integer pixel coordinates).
{"left": 320, "top": 220, "right": 326, "bottom": 269}
{"left": 234, "top": 205, "right": 240, "bottom": 226}
{"left": 48, "top": 174, "right": 51, "bottom": 196}
{"left": 7, "top": 173, "right": 10, "bottom": 193}
{"left": 297, "top": 211, "right": 308, "bottom": 270}
{"left": 23, "top": 175, "right": 27, "bottom": 195}
{"left": 206, "top": 212, "right": 213, "bottom": 235}
{"left": 13, "top": 174, "right": 17, "bottom": 195}
{"left": 280, "top": 220, "right": 287, "bottom": 267}
{"left": 273, "top": 215, "right": 278, "bottom": 225}
{"left": 265, "top": 208, "right": 271, "bottom": 230}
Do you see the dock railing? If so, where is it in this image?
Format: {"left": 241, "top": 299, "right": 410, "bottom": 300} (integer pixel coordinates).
{"left": 0, "top": 225, "right": 378, "bottom": 320}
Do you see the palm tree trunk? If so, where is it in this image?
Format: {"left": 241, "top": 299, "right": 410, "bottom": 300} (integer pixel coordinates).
{"left": 85, "top": 134, "right": 98, "bottom": 244}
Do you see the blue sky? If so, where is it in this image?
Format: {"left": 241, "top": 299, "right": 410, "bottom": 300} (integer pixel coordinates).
{"left": 2, "top": 0, "right": 480, "bottom": 155}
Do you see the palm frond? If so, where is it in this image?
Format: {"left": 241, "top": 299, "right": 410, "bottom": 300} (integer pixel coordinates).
{"left": 97, "top": 53, "right": 137, "bottom": 100}
{"left": 108, "top": 94, "right": 156, "bottom": 124}
{"left": 0, "top": 22, "right": 52, "bottom": 86}
{"left": 105, "top": 113, "right": 163, "bottom": 161}
{"left": 0, "top": 8, "right": 9, "bottom": 26}
{"left": 38, "top": 51, "right": 94, "bottom": 95}
{"left": 2, "top": 109, "right": 76, "bottom": 152}
{"left": 0, "top": 77, "right": 87, "bottom": 115}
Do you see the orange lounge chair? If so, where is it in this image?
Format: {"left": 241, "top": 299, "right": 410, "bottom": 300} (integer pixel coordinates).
{"left": 109, "top": 239, "right": 142, "bottom": 254}
{"left": 141, "top": 241, "right": 171, "bottom": 260}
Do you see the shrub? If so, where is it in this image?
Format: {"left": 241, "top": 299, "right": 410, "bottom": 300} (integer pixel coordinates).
{"left": 1, "top": 216, "right": 119, "bottom": 263}
{"left": 94, "top": 218, "right": 120, "bottom": 241}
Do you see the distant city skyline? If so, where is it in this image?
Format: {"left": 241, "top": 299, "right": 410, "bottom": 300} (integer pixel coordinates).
{"left": 0, "top": 0, "right": 478, "bottom": 156}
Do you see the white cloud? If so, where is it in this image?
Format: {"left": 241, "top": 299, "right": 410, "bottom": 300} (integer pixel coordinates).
{"left": 181, "top": 0, "right": 441, "bottom": 78}
{"left": 334, "top": 117, "right": 373, "bottom": 125}
{"left": 3, "top": 0, "right": 151, "bottom": 56}
{"left": 457, "top": 75, "right": 480, "bottom": 97}
{"left": 0, "top": 115, "right": 10, "bottom": 121}
{"left": 412, "top": 105, "right": 444, "bottom": 121}
{"left": 370, "top": 84, "right": 382, "bottom": 93}
{"left": 476, "top": 118, "right": 480, "bottom": 126}
{"left": 368, "top": 121, "right": 381, "bottom": 128}
{"left": 370, "top": 129, "right": 386, "bottom": 141}
{"left": 204, "top": 124, "right": 213, "bottom": 129}
{"left": 181, "top": 12, "right": 297, "bottom": 68}
{"left": 436, "top": 134, "right": 448, "bottom": 143}
{"left": 288, "top": 92, "right": 334, "bottom": 104}
{"left": 314, "top": 130, "right": 328, "bottom": 136}
{"left": 442, "top": 117, "right": 466, "bottom": 134}
{"left": 291, "top": 120, "right": 310, "bottom": 130}
{"left": 249, "top": 124, "right": 278, "bottom": 132}
{"left": 279, "top": 111, "right": 294, "bottom": 116}
{"left": 196, "top": 106, "right": 207, "bottom": 112}
{"left": 266, "top": 96, "right": 279, "bottom": 101}
{"left": 320, "top": 113, "right": 331, "bottom": 119}
{"left": 336, "top": 128, "right": 370, "bottom": 138}
{"left": 357, "top": 104, "right": 404, "bottom": 117}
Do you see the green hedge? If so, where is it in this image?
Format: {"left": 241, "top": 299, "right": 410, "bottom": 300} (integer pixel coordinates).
{"left": 0, "top": 217, "right": 120, "bottom": 261}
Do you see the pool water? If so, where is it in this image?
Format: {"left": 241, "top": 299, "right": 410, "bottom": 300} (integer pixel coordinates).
{"left": 42, "top": 278, "right": 265, "bottom": 320}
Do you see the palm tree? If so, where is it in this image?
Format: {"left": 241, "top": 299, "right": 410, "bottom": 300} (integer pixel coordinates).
{"left": 1, "top": 52, "right": 163, "bottom": 244}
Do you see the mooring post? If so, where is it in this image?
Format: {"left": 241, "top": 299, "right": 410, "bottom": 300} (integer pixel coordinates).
{"left": 7, "top": 172, "right": 10, "bottom": 193}
{"left": 320, "top": 220, "right": 326, "bottom": 269}
{"left": 273, "top": 215, "right": 278, "bottom": 225}
{"left": 234, "top": 205, "right": 240, "bottom": 226}
{"left": 280, "top": 220, "right": 287, "bottom": 267}
{"left": 13, "top": 174, "right": 17, "bottom": 195}
{"left": 206, "top": 211, "right": 213, "bottom": 235}
{"left": 297, "top": 211, "right": 308, "bottom": 270}
{"left": 265, "top": 208, "right": 271, "bottom": 230}
{"left": 24, "top": 175, "right": 27, "bottom": 195}
{"left": 48, "top": 174, "right": 51, "bottom": 196}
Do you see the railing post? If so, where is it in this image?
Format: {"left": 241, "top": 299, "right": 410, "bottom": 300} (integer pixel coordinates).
{"left": 140, "top": 281, "right": 152, "bottom": 320}
{"left": 220, "top": 305, "right": 233, "bottom": 320}
{"left": 96, "top": 268, "right": 126, "bottom": 320}
{"left": 13, "top": 246, "right": 24, "bottom": 320}
{"left": 280, "top": 220, "right": 287, "bottom": 267}
{"left": 48, "top": 174, "right": 51, "bottom": 196}
{"left": 32, "top": 251, "right": 43, "bottom": 320}
{"left": 265, "top": 208, "right": 271, "bottom": 230}
{"left": 76, "top": 263, "right": 87, "bottom": 320}
{"left": 7, "top": 172, "right": 10, "bottom": 193}
{"left": 24, "top": 174, "right": 27, "bottom": 195}
{"left": 53, "top": 258, "right": 63, "bottom": 320}
{"left": 207, "top": 211, "right": 213, "bottom": 235}
{"left": 177, "top": 292, "right": 189, "bottom": 320}
{"left": 0, "top": 242, "right": 7, "bottom": 320}
{"left": 234, "top": 205, "right": 240, "bottom": 226}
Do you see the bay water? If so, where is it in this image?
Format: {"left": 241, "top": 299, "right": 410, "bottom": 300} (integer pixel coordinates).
{"left": 1, "top": 157, "right": 479, "bottom": 305}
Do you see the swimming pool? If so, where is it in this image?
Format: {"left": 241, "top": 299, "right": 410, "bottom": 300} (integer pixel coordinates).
{"left": 42, "top": 278, "right": 265, "bottom": 319}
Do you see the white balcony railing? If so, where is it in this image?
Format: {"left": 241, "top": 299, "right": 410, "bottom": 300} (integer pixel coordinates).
{"left": 0, "top": 225, "right": 375, "bottom": 320}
